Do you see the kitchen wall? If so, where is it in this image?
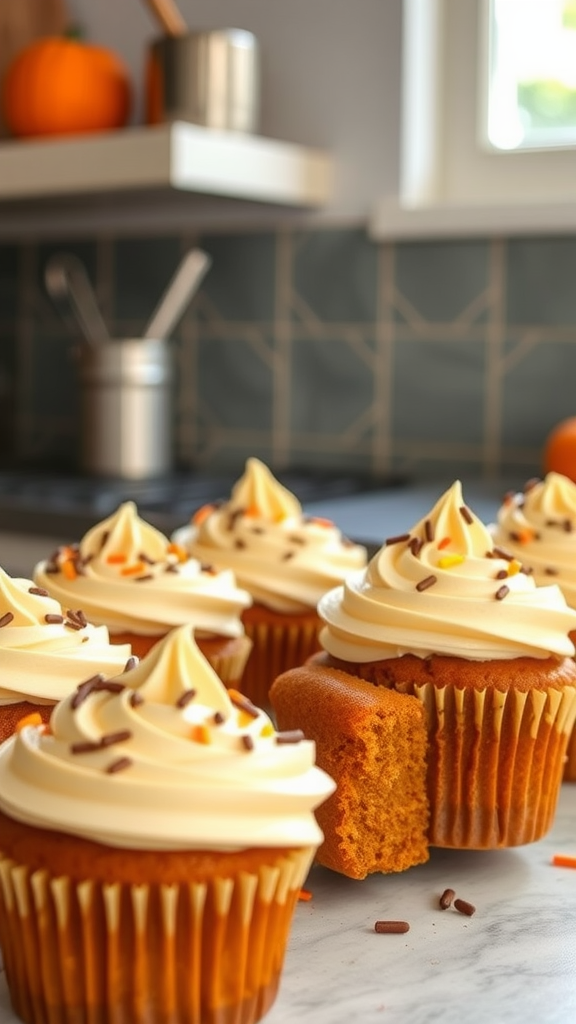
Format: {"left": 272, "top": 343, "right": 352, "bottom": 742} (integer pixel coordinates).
{"left": 1, "top": 226, "right": 574, "bottom": 482}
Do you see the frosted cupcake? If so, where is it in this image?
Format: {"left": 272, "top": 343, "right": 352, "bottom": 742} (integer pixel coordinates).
{"left": 0, "top": 565, "right": 132, "bottom": 742}
{"left": 492, "top": 471, "right": 576, "bottom": 778}
{"left": 0, "top": 625, "right": 334, "bottom": 1024}
{"left": 311, "top": 481, "right": 576, "bottom": 849}
{"left": 33, "top": 500, "right": 253, "bottom": 686}
{"left": 173, "top": 457, "right": 367, "bottom": 706}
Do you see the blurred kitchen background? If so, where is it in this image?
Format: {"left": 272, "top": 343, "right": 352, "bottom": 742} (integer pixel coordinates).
{"left": 0, "top": 0, "right": 575, "bottom": 492}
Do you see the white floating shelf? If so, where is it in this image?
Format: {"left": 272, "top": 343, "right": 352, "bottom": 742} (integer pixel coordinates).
{"left": 0, "top": 121, "right": 333, "bottom": 208}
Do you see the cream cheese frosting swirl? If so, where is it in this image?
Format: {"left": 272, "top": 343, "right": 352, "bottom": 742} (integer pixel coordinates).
{"left": 492, "top": 473, "right": 576, "bottom": 609}
{"left": 0, "top": 567, "right": 132, "bottom": 705}
{"left": 173, "top": 458, "right": 367, "bottom": 614}
{"left": 318, "top": 481, "right": 576, "bottom": 662}
{"left": 0, "top": 625, "right": 335, "bottom": 851}
{"left": 33, "top": 501, "right": 252, "bottom": 637}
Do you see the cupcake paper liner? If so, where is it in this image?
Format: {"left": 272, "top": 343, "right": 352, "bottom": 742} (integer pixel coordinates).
{"left": 563, "top": 726, "right": 576, "bottom": 782}
{"left": 110, "top": 633, "right": 253, "bottom": 690}
{"left": 0, "top": 702, "right": 54, "bottom": 744}
{"left": 241, "top": 619, "right": 321, "bottom": 709}
{"left": 0, "top": 847, "right": 313, "bottom": 1024}
{"left": 413, "top": 681, "right": 576, "bottom": 849}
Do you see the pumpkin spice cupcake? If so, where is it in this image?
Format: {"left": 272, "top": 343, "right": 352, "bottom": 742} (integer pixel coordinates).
{"left": 0, "top": 625, "right": 335, "bottom": 1024}
{"left": 289, "top": 481, "right": 576, "bottom": 851}
{"left": 0, "top": 565, "right": 132, "bottom": 742}
{"left": 173, "top": 457, "right": 367, "bottom": 707}
{"left": 33, "top": 500, "right": 253, "bottom": 687}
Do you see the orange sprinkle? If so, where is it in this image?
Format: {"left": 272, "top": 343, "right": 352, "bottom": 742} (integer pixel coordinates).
{"left": 516, "top": 528, "right": 535, "bottom": 544}
{"left": 260, "top": 722, "right": 274, "bottom": 738}
{"left": 120, "top": 562, "right": 146, "bottom": 577}
{"left": 309, "top": 517, "right": 334, "bottom": 529}
{"left": 438, "top": 537, "right": 452, "bottom": 550}
{"left": 238, "top": 710, "right": 255, "bottom": 729}
{"left": 298, "top": 889, "right": 313, "bottom": 902}
{"left": 552, "top": 854, "right": 576, "bottom": 869}
{"left": 192, "top": 504, "right": 214, "bottom": 526}
{"left": 438, "top": 554, "right": 464, "bottom": 569}
{"left": 61, "top": 560, "right": 77, "bottom": 581}
{"left": 190, "top": 724, "right": 211, "bottom": 744}
{"left": 167, "top": 542, "right": 188, "bottom": 563}
{"left": 507, "top": 559, "right": 522, "bottom": 577}
{"left": 227, "top": 688, "right": 245, "bottom": 703}
{"left": 106, "top": 553, "right": 127, "bottom": 564}
{"left": 16, "top": 713, "right": 43, "bottom": 732}
{"left": 245, "top": 503, "right": 261, "bottom": 518}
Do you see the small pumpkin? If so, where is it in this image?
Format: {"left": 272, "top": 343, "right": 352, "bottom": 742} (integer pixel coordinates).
{"left": 1, "top": 35, "right": 132, "bottom": 138}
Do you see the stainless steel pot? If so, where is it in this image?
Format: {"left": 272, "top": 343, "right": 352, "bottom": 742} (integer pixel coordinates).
{"left": 146, "top": 28, "right": 260, "bottom": 133}
{"left": 79, "top": 339, "right": 173, "bottom": 480}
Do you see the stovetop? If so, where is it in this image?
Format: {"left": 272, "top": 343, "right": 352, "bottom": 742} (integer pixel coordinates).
{"left": 0, "top": 468, "right": 406, "bottom": 538}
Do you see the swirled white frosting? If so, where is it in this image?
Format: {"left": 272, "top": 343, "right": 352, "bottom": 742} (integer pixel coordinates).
{"left": 492, "top": 473, "right": 576, "bottom": 609}
{"left": 318, "top": 481, "right": 576, "bottom": 662}
{"left": 0, "top": 625, "right": 335, "bottom": 851}
{"left": 0, "top": 567, "right": 132, "bottom": 705}
{"left": 173, "top": 458, "right": 367, "bottom": 614}
{"left": 33, "top": 501, "right": 252, "bottom": 638}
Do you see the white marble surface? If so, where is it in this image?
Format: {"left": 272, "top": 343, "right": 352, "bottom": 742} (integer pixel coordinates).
{"left": 2, "top": 785, "right": 576, "bottom": 1024}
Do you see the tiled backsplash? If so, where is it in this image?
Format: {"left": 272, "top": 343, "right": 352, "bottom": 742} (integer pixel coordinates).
{"left": 1, "top": 225, "right": 575, "bottom": 481}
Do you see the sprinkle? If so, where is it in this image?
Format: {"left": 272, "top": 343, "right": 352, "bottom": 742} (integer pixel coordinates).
{"left": 176, "top": 690, "right": 197, "bottom": 708}
{"left": 165, "top": 564, "right": 179, "bottom": 573}
{"left": 260, "top": 721, "right": 275, "bottom": 737}
{"left": 190, "top": 724, "right": 211, "bottom": 744}
{"left": 309, "top": 517, "right": 334, "bottom": 529}
{"left": 495, "top": 569, "right": 508, "bottom": 580}
{"left": 459, "top": 505, "right": 473, "bottom": 524}
{"left": 70, "top": 740, "right": 103, "bottom": 755}
{"left": 385, "top": 532, "right": 411, "bottom": 546}
{"left": 120, "top": 562, "right": 146, "bottom": 577}
{"left": 438, "top": 554, "right": 464, "bottom": 569}
{"left": 453, "top": 898, "right": 476, "bottom": 917}
{"left": 564, "top": 519, "right": 573, "bottom": 533}
{"left": 509, "top": 528, "right": 534, "bottom": 544}
{"left": 0, "top": 612, "right": 14, "bottom": 627}
{"left": 45, "top": 613, "right": 64, "bottom": 624}
{"left": 288, "top": 535, "right": 306, "bottom": 545}
{"left": 228, "top": 689, "right": 260, "bottom": 719}
{"left": 67, "top": 609, "right": 88, "bottom": 628}
{"left": 213, "top": 711, "right": 225, "bottom": 725}
{"left": 245, "top": 503, "right": 260, "bottom": 517}
{"left": 424, "top": 520, "right": 434, "bottom": 542}
{"left": 124, "top": 656, "right": 139, "bottom": 672}
{"left": 138, "top": 552, "right": 156, "bottom": 565}
{"left": 276, "top": 729, "right": 305, "bottom": 744}
{"left": 409, "top": 537, "right": 424, "bottom": 556}
{"left": 129, "top": 691, "right": 144, "bottom": 707}
{"left": 439, "top": 888, "right": 455, "bottom": 909}
{"left": 167, "top": 542, "right": 188, "bottom": 563}
{"left": 281, "top": 551, "right": 296, "bottom": 561}
{"left": 192, "top": 504, "right": 215, "bottom": 526}
{"left": 106, "top": 553, "right": 127, "bottom": 564}
{"left": 61, "top": 560, "right": 77, "bottom": 581}
{"left": 234, "top": 539, "right": 247, "bottom": 550}
{"left": 495, "top": 585, "right": 509, "bottom": 601}
{"left": 106, "top": 757, "right": 133, "bottom": 774}
{"left": 502, "top": 490, "right": 516, "bottom": 505}
{"left": 28, "top": 587, "right": 49, "bottom": 596}
{"left": 544, "top": 567, "right": 559, "bottom": 576}
{"left": 524, "top": 477, "right": 541, "bottom": 492}
{"left": 298, "top": 889, "right": 313, "bottom": 902}
{"left": 134, "top": 574, "right": 154, "bottom": 582}
{"left": 552, "top": 854, "right": 576, "bottom": 869}
{"left": 507, "top": 559, "right": 522, "bottom": 577}
{"left": 15, "top": 713, "right": 43, "bottom": 732}
{"left": 100, "top": 729, "right": 132, "bottom": 748}
{"left": 71, "top": 674, "right": 107, "bottom": 709}
{"left": 241, "top": 734, "right": 255, "bottom": 751}
{"left": 200, "top": 563, "right": 218, "bottom": 575}
{"left": 493, "top": 546, "right": 514, "bottom": 561}
{"left": 416, "top": 575, "right": 437, "bottom": 592}
{"left": 238, "top": 709, "right": 257, "bottom": 729}
{"left": 374, "top": 921, "right": 410, "bottom": 934}
{"left": 438, "top": 536, "right": 452, "bottom": 550}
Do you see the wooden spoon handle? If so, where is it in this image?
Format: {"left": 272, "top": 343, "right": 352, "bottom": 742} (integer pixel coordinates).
{"left": 142, "top": 0, "right": 187, "bottom": 36}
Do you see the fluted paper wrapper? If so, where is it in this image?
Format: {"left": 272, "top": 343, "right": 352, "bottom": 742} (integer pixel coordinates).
{"left": 562, "top": 724, "right": 576, "bottom": 781}
{"left": 0, "top": 702, "right": 54, "bottom": 744}
{"left": 241, "top": 617, "right": 321, "bottom": 709}
{"left": 196, "top": 636, "right": 253, "bottom": 688}
{"left": 413, "top": 681, "right": 576, "bottom": 849}
{"left": 0, "top": 847, "right": 314, "bottom": 1024}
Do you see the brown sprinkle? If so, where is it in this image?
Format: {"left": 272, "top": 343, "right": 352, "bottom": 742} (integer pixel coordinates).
{"left": 385, "top": 532, "right": 411, "bottom": 546}
{"left": 213, "top": 711, "right": 225, "bottom": 725}
{"left": 416, "top": 575, "right": 437, "bottom": 592}
{"left": 28, "top": 586, "right": 49, "bottom": 596}
{"left": 374, "top": 920, "right": 410, "bottom": 934}
{"left": 495, "top": 585, "right": 509, "bottom": 601}
{"left": 424, "top": 519, "right": 434, "bottom": 542}
{"left": 45, "top": 613, "right": 64, "bottom": 624}
{"left": 129, "top": 691, "right": 144, "bottom": 707}
{"left": 493, "top": 546, "right": 514, "bottom": 561}
{"left": 124, "top": 656, "right": 139, "bottom": 672}
{"left": 229, "top": 692, "right": 259, "bottom": 718}
{"left": 454, "top": 898, "right": 476, "bottom": 917}
{"left": 459, "top": 505, "right": 473, "bottom": 524}
{"left": 70, "top": 740, "right": 103, "bottom": 755}
{"left": 544, "top": 567, "right": 559, "bottom": 576}
{"left": 71, "top": 674, "right": 106, "bottom": 708}
{"left": 176, "top": 689, "right": 197, "bottom": 709}
{"left": 100, "top": 729, "right": 132, "bottom": 748}
{"left": 0, "top": 612, "right": 14, "bottom": 627}
{"left": 281, "top": 551, "right": 296, "bottom": 561}
{"left": 495, "top": 569, "right": 508, "bottom": 580}
{"left": 409, "top": 537, "right": 424, "bottom": 556}
{"left": 134, "top": 574, "right": 154, "bottom": 582}
{"left": 439, "top": 888, "right": 456, "bottom": 910}
{"left": 106, "top": 756, "right": 133, "bottom": 774}
{"left": 564, "top": 519, "right": 573, "bottom": 533}
{"left": 276, "top": 729, "right": 305, "bottom": 744}
{"left": 64, "top": 618, "right": 83, "bottom": 630}
{"left": 241, "top": 734, "right": 254, "bottom": 751}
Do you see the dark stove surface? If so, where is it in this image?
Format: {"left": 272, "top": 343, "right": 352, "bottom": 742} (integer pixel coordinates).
{"left": 0, "top": 468, "right": 406, "bottom": 538}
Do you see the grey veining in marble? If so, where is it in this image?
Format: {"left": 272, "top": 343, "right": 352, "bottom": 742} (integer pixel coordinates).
{"left": 2, "top": 786, "right": 576, "bottom": 1024}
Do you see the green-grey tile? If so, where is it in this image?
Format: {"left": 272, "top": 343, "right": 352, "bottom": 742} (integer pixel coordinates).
{"left": 0, "top": 245, "right": 19, "bottom": 323}
{"left": 395, "top": 240, "right": 489, "bottom": 323}
{"left": 198, "top": 233, "right": 276, "bottom": 322}
{"left": 392, "top": 337, "right": 486, "bottom": 443}
{"left": 113, "top": 236, "right": 182, "bottom": 325}
{"left": 501, "top": 337, "right": 576, "bottom": 447}
{"left": 506, "top": 238, "right": 576, "bottom": 325}
{"left": 292, "top": 228, "right": 378, "bottom": 324}
{"left": 195, "top": 335, "right": 273, "bottom": 431}
{"left": 290, "top": 336, "right": 375, "bottom": 435}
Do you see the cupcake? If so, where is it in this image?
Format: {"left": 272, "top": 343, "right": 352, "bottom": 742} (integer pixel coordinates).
{"left": 280, "top": 481, "right": 576, "bottom": 850}
{"left": 492, "top": 471, "right": 576, "bottom": 779}
{"left": 172, "top": 457, "right": 367, "bottom": 707}
{"left": 0, "top": 625, "right": 335, "bottom": 1024}
{"left": 0, "top": 565, "right": 132, "bottom": 742}
{"left": 33, "top": 500, "right": 253, "bottom": 687}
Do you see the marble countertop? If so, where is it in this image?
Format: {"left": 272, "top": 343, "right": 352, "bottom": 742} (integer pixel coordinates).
{"left": 1, "top": 784, "right": 576, "bottom": 1024}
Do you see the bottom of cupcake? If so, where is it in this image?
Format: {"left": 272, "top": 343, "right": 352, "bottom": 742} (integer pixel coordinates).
{"left": 0, "top": 700, "right": 54, "bottom": 743}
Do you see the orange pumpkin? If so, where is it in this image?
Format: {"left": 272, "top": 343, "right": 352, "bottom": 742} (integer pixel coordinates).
{"left": 1, "top": 36, "right": 132, "bottom": 138}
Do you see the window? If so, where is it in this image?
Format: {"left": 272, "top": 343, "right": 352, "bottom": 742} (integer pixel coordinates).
{"left": 370, "top": 0, "right": 576, "bottom": 239}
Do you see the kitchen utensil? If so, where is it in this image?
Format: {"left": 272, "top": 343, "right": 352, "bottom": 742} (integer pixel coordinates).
{"left": 146, "top": 28, "right": 260, "bottom": 133}
{"left": 143, "top": 248, "right": 211, "bottom": 340}
{"left": 79, "top": 338, "right": 172, "bottom": 479}
{"left": 45, "top": 252, "right": 109, "bottom": 347}
{"left": 142, "top": 0, "right": 187, "bottom": 37}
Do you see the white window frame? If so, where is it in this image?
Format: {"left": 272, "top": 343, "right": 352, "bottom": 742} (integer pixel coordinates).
{"left": 370, "top": 0, "right": 576, "bottom": 239}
